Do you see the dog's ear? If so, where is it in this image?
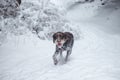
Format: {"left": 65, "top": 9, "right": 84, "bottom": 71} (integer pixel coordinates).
{"left": 52, "top": 33, "right": 56, "bottom": 43}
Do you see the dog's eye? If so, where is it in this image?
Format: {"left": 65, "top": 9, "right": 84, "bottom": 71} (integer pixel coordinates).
{"left": 59, "top": 35, "right": 62, "bottom": 37}
{"left": 61, "top": 36, "right": 64, "bottom": 39}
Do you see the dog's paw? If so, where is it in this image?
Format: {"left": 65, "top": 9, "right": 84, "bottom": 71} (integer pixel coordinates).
{"left": 54, "top": 60, "right": 58, "bottom": 65}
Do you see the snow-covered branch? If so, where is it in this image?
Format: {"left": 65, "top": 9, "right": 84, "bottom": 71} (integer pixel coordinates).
{"left": 0, "top": 0, "right": 80, "bottom": 45}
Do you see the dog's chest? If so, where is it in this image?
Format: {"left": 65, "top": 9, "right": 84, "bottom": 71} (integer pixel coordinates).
{"left": 61, "top": 43, "right": 70, "bottom": 51}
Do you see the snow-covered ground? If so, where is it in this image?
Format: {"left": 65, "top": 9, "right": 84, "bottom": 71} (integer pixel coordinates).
{"left": 0, "top": 0, "right": 120, "bottom": 80}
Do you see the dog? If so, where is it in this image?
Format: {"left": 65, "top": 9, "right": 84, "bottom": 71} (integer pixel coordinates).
{"left": 52, "top": 32, "right": 74, "bottom": 65}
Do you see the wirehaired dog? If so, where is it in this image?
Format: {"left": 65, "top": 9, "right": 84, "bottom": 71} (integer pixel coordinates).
{"left": 52, "top": 32, "right": 74, "bottom": 65}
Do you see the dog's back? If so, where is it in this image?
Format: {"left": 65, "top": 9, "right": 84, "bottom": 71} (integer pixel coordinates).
{"left": 62, "top": 32, "right": 74, "bottom": 50}
{"left": 64, "top": 32, "right": 74, "bottom": 40}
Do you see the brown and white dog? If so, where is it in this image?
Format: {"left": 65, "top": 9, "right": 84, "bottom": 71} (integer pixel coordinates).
{"left": 52, "top": 32, "right": 74, "bottom": 65}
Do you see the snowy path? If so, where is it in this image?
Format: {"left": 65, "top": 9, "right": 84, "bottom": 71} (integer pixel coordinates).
{"left": 1, "top": 1, "right": 120, "bottom": 80}
{"left": 0, "top": 22, "right": 120, "bottom": 80}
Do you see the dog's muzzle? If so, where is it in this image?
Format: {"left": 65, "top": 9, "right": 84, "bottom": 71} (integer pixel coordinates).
{"left": 56, "top": 41, "right": 63, "bottom": 48}
{"left": 55, "top": 40, "right": 65, "bottom": 48}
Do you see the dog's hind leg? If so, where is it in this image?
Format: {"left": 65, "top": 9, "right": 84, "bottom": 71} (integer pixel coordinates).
{"left": 53, "top": 51, "right": 59, "bottom": 65}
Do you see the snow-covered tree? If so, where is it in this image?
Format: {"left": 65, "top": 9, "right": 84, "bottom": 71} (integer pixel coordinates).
{"left": 0, "top": 0, "right": 21, "bottom": 18}
{"left": 0, "top": 0, "right": 80, "bottom": 45}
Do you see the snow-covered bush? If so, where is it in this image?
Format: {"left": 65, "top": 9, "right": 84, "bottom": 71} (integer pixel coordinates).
{"left": 0, "top": 0, "right": 80, "bottom": 45}
{"left": 0, "top": 0, "right": 21, "bottom": 18}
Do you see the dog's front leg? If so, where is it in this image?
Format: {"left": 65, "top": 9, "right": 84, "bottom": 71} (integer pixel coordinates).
{"left": 53, "top": 50, "right": 59, "bottom": 65}
{"left": 60, "top": 49, "right": 63, "bottom": 57}
{"left": 65, "top": 49, "right": 72, "bottom": 62}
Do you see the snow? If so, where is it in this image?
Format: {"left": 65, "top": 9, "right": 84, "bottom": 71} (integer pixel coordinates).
{"left": 0, "top": 0, "right": 120, "bottom": 80}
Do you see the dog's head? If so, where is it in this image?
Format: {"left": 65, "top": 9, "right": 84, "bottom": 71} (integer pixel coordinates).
{"left": 53, "top": 32, "right": 67, "bottom": 48}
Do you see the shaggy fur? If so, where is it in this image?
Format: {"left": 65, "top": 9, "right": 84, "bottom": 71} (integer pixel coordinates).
{"left": 52, "top": 32, "right": 74, "bottom": 65}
